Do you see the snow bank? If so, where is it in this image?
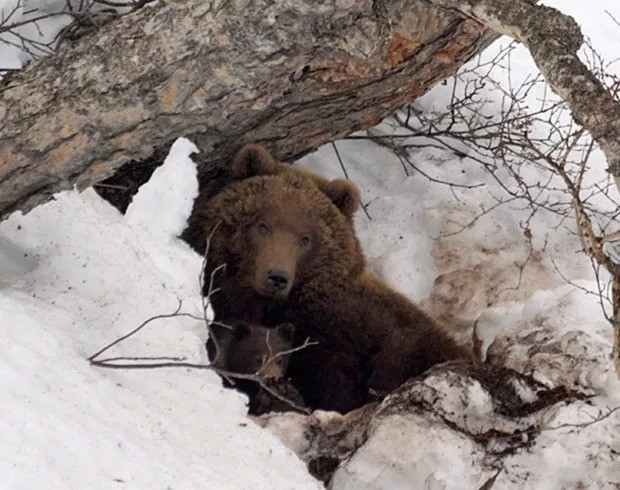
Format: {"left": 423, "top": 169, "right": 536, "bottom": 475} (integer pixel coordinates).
{"left": 330, "top": 367, "right": 619, "bottom": 489}
{"left": 0, "top": 139, "right": 321, "bottom": 489}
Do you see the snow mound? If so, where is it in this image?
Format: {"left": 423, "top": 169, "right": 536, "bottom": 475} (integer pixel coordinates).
{"left": 0, "top": 141, "right": 322, "bottom": 489}
{"left": 263, "top": 359, "right": 619, "bottom": 489}
{"left": 334, "top": 362, "right": 620, "bottom": 490}
{"left": 480, "top": 284, "right": 615, "bottom": 394}
{"left": 125, "top": 138, "right": 199, "bottom": 243}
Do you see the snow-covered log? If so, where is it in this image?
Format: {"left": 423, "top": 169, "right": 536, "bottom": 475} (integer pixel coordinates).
{"left": 0, "top": 0, "right": 498, "bottom": 218}
{"left": 262, "top": 311, "right": 619, "bottom": 488}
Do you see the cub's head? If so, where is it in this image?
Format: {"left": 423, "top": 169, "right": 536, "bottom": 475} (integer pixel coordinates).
{"left": 223, "top": 322, "right": 295, "bottom": 380}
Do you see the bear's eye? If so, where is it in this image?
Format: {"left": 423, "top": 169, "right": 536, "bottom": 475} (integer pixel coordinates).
{"left": 257, "top": 222, "right": 270, "bottom": 235}
{"left": 299, "top": 235, "right": 311, "bottom": 247}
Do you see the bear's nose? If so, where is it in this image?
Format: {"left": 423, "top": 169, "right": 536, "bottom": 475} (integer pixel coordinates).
{"left": 267, "top": 269, "right": 289, "bottom": 292}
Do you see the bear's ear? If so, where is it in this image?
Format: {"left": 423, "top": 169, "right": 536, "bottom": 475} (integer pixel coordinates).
{"left": 323, "top": 179, "right": 362, "bottom": 219}
{"left": 231, "top": 144, "right": 278, "bottom": 179}
{"left": 232, "top": 321, "right": 252, "bottom": 339}
{"left": 275, "top": 323, "right": 295, "bottom": 343}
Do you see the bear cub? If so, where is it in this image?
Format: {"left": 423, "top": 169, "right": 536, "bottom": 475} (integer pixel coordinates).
{"left": 213, "top": 321, "right": 295, "bottom": 379}
{"left": 209, "top": 321, "right": 303, "bottom": 414}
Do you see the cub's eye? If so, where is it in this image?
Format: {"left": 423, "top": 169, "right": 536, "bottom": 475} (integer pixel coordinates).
{"left": 257, "top": 222, "right": 270, "bottom": 235}
{"left": 299, "top": 235, "right": 311, "bottom": 247}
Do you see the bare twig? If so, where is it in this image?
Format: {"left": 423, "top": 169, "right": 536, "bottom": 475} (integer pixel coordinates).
{"left": 199, "top": 221, "right": 227, "bottom": 366}
{"left": 331, "top": 141, "right": 349, "bottom": 180}
{"left": 91, "top": 356, "right": 312, "bottom": 414}
{"left": 87, "top": 299, "right": 184, "bottom": 361}
{"left": 257, "top": 337, "right": 318, "bottom": 378}
{"left": 0, "top": 0, "right": 157, "bottom": 73}
{"left": 89, "top": 315, "right": 316, "bottom": 414}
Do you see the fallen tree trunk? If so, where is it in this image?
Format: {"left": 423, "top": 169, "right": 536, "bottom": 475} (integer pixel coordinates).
{"left": 0, "top": 0, "right": 497, "bottom": 218}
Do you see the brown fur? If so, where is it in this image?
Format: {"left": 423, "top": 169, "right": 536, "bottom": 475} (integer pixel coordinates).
{"left": 196, "top": 146, "right": 468, "bottom": 413}
{"left": 181, "top": 144, "right": 360, "bottom": 254}
{"left": 197, "top": 170, "right": 365, "bottom": 325}
{"left": 213, "top": 321, "right": 295, "bottom": 380}
{"left": 208, "top": 321, "right": 299, "bottom": 415}
{"left": 231, "top": 144, "right": 361, "bottom": 221}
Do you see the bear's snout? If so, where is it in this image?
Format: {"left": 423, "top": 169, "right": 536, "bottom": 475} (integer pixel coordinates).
{"left": 266, "top": 269, "right": 289, "bottom": 294}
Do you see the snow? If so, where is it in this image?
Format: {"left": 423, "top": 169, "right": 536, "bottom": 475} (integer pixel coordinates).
{"left": 332, "top": 412, "right": 487, "bottom": 490}
{"left": 2, "top": 0, "right": 620, "bottom": 488}
{"left": 0, "top": 139, "right": 322, "bottom": 489}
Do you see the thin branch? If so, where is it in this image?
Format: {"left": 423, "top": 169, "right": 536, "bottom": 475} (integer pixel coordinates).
{"left": 331, "top": 141, "right": 349, "bottom": 180}
{"left": 87, "top": 299, "right": 184, "bottom": 361}
{"left": 199, "top": 221, "right": 227, "bottom": 366}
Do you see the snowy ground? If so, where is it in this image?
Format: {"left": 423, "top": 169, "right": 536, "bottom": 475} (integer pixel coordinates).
{"left": 1, "top": 0, "right": 620, "bottom": 488}
{"left": 1, "top": 139, "right": 323, "bottom": 489}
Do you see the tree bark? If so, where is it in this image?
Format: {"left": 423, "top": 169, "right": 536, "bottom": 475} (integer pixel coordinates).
{"left": 0, "top": 0, "right": 497, "bottom": 218}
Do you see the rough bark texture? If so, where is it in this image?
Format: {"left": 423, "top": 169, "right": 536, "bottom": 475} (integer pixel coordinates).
{"left": 427, "top": 0, "right": 620, "bottom": 191}
{"left": 0, "top": 0, "right": 497, "bottom": 218}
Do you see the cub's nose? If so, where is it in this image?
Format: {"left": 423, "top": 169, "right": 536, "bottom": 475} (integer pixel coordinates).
{"left": 267, "top": 269, "right": 289, "bottom": 292}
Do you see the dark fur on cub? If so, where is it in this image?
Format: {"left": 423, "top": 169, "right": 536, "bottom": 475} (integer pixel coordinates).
{"left": 213, "top": 321, "right": 295, "bottom": 379}
{"left": 196, "top": 144, "right": 468, "bottom": 413}
{"left": 210, "top": 321, "right": 300, "bottom": 414}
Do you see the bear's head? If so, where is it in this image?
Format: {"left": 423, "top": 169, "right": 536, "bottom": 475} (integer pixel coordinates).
{"left": 201, "top": 159, "right": 366, "bottom": 300}
{"left": 181, "top": 144, "right": 362, "bottom": 258}
{"left": 223, "top": 321, "right": 295, "bottom": 380}
{"left": 231, "top": 143, "right": 362, "bottom": 222}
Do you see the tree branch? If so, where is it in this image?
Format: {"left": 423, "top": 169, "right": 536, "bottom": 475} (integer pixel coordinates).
{"left": 0, "top": 0, "right": 498, "bottom": 218}
{"left": 427, "top": 0, "right": 620, "bottom": 192}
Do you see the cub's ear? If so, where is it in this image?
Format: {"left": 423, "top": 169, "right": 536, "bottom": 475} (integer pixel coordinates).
{"left": 275, "top": 323, "right": 295, "bottom": 343}
{"left": 232, "top": 321, "right": 252, "bottom": 339}
{"left": 324, "top": 179, "right": 361, "bottom": 219}
{"left": 231, "top": 144, "right": 278, "bottom": 179}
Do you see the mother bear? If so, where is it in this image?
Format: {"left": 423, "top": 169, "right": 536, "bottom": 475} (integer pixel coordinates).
{"left": 185, "top": 144, "right": 467, "bottom": 413}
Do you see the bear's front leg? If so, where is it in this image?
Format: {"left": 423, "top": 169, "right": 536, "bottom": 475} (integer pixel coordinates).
{"left": 367, "top": 347, "right": 412, "bottom": 398}
{"left": 288, "top": 346, "right": 368, "bottom": 413}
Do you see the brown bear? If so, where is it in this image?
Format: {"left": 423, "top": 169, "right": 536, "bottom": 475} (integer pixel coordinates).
{"left": 194, "top": 144, "right": 468, "bottom": 413}
{"left": 210, "top": 320, "right": 303, "bottom": 414}
{"left": 181, "top": 143, "right": 360, "bottom": 253}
